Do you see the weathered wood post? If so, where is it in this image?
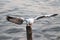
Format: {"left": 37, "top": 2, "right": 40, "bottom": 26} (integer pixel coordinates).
{"left": 26, "top": 24, "right": 32, "bottom": 40}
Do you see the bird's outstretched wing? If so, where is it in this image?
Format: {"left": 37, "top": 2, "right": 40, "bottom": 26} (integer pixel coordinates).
{"left": 6, "top": 16, "right": 24, "bottom": 24}
{"left": 45, "top": 14, "right": 58, "bottom": 17}
{"left": 35, "top": 14, "right": 58, "bottom": 20}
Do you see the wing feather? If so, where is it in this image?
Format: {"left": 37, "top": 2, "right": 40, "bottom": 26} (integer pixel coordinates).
{"left": 35, "top": 14, "right": 58, "bottom": 20}
{"left": 6, "top": 16, "right": 24, "bottom": 24}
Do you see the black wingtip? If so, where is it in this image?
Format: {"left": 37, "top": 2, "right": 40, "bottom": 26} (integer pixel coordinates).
{"left": 6, "top": 16, "right": 10, "bottom": 21}
{"left": 50, "top": 14, "right": 58, "bottom": 17}
{"left": 6, "top": 16, "right": 14, "bottom": 21}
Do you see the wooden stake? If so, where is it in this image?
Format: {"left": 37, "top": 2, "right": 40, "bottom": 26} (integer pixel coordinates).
{"left": 26, "top": 25, "right": 32, "bottom": 40}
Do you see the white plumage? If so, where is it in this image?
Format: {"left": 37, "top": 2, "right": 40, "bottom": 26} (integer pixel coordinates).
{"left": 25, "top": 18, "right": 35, "bottom": 25}
{"left": 6, "top": 14, "right": 58, "bottom": 25}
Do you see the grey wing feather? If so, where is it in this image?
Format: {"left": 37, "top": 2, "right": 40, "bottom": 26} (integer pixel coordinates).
{"left": 35, "top": 14, "right": 58, "bottom": 20}
{"left": 48, "top": 14, "right": 58, "bottom": 17}
{"left": 35, "top": 16, "right": 45, "bottom": 20}
{"left": 45, "top": 14, "right": 58, "bottom": 17}
{"left": 6, "top": 16, "right": 24, "bottom": 25}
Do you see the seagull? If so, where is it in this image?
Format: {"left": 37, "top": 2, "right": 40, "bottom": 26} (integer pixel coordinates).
{"left": 6, "top": 14, "right": 58, "bottom": 26}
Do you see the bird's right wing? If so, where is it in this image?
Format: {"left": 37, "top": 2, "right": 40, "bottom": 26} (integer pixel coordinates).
{"left": 6, "top": 16, "right": 24, "bottom": 25}
{"left": 35, "top": 14, "right": 58, "bottom": 20}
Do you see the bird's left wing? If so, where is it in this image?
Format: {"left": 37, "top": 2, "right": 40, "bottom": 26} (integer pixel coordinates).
{"left": 6, "top": 16, "right": 24, "bottom": 25}
{"left": 34, "top": 14, "right": 58, "bottom": 20}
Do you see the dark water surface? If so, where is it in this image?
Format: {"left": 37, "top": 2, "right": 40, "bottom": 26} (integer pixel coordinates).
{"left": 0, "top": 0, "right": 60, "bottom": 40}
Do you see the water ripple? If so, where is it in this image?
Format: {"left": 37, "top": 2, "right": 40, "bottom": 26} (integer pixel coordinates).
{"left": 4, "top": 28, "right": 25, "bottom": 34}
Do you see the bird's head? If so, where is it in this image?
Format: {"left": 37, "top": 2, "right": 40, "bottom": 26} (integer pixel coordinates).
{"left": 25, "top": 18, "right": 35, "bottom": 26}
